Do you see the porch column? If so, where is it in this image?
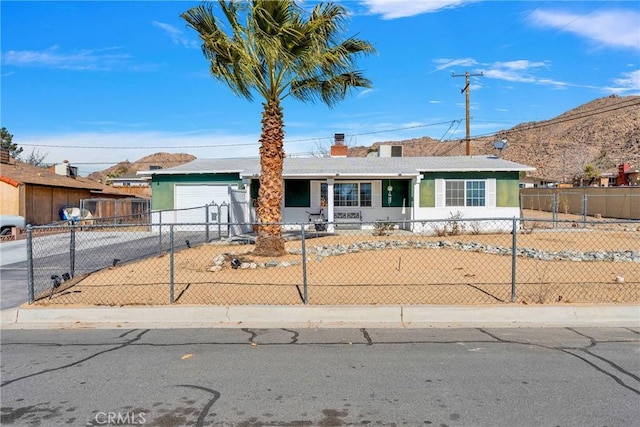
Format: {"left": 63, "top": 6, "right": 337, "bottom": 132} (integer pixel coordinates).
{"left": 412, "top": 175, "right": 422, "bottom": 232}
{"left": 326, "top": 178, "right": 335, "bottom": 232}
{"left": 242, "top": 178, "right": 252, "bottom": 224}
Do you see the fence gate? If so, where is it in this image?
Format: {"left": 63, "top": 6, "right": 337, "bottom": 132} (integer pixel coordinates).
{"left": 229, "top": 189, "right": 253, "bottom": 236}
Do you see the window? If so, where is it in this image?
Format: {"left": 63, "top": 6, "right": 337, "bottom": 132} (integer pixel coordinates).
{"left": 284, "top": 180, "right": 310, "bottom": 207}
{"left": 321, "top": 182, "right": 372, "bottom": 207}
{"left": 359, "top": 183, "right": 372, "bottom": 207}
{"left": 445, "top": 180, "right": 485, "bottom": 207}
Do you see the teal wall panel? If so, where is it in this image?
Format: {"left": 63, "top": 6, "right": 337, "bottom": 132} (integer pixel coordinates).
{"left": 151, "top": 173, "right": 242, "bottom": 210}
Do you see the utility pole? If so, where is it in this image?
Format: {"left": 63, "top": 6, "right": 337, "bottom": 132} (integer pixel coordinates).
{"left": 452, "top": 71, "right": 483, "bottom": 155}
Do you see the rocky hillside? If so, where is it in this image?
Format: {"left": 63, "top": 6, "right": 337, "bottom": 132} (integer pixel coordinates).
{"left": 88, "top": 152, "right": 196, "bottom": 183}
{"left": 350, "top": 95, "right": 640, "bottom": 181}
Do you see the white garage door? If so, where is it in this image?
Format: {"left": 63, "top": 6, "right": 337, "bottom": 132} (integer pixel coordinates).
{"left": 174, "top": 184, "right": 236, "bottom": 225}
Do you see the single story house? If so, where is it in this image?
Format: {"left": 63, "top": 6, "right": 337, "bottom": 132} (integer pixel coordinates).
{"left": 139, "top": 152, "right": 535, "bottom": 233}
{"left": 1, "top": 153, "right": 143, "bottom": 225}
{"left": 106, "top": 173, "right": 152, "bottom": 198}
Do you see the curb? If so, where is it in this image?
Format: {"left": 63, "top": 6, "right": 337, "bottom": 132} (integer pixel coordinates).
{"left": 2, "top": 304, "right": 639, "bottom": 329}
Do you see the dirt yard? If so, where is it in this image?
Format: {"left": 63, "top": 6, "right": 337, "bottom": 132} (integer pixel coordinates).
{"left": 35, "top": 219, "right": 640, "bottom": 307}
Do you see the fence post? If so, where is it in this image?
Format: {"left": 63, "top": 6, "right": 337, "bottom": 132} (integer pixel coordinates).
{"left": 301, "top": 224, "right": 308, "bottom": 304}
{"left": 511, "top": 217, "right": 517, "bottom": 303}
{"left": 169, "top": 224, "right": 175, "bottom": 304}
{"left": 26, "top": 225, "right": 34, "bottom": 304}
{"left": 582, "top": 194, "right": 588, "bottom": 227}
{"left": 552, "top": 193, "right": 557, "bottom": 228}
{"left": 159, "top": 210, "right": 163, "bottom": 249}
{"left": 70, "top": 224, "right": 76, "bottom": 278}
{"left": 217, "top": 204, "right": 222, "bottom": 239}
{"left": 205, "top": 204, "right": 210, "bottom": 242}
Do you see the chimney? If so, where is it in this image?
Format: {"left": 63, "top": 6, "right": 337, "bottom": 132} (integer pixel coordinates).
{"left": 51, "top": 160, "right": 78, "bottom": 178}
{"left": 1, "top": 148, "right": 11, "bottom": 164}
{"left": 617, "top": 163, "right": 630, "bottom": 186}
{"left": 330, "top": 133, "right": 348, "bottom": 157}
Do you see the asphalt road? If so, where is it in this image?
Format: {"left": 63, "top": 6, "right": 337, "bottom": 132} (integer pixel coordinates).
{"left": 1, "top": 327, "right": 639, "bottom": 426}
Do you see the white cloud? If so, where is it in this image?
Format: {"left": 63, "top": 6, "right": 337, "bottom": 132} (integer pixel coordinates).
{"left": 152, "top": 21, "right": 200, "bottom": 49}
{"left": 529, "top": 9, "right": 640, "bottom": 50}
{"left": 15, "top": 131, "right": 263, "bottom": 175}
{"left": 358, "top": 0, "right": 476, "bottom": 19}
{"left": 357, "top": 88, "right": 375, "bottom": 98}
{"left": 605, "top": 69, "right": 640, "bottom": 94}
{"left": 432, "top": 58, "right": 479, "bottom": 73}
{"left": 1, "top": 45, "right": 147, "bottom": 71}
{"left": 480, "top": 59, "right": 570, "bottom": 89}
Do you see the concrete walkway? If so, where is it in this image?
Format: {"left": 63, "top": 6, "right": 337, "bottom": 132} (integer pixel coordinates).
{"left": 1, "top": 304, "right": 638, "bottom": 329}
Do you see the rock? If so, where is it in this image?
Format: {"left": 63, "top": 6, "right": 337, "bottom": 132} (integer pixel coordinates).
{"left": 207, "top": 265, "right": 222, "bottom": 272}
{"left": 615, "top": 276, "right": 624, "bottom": 283}
{"left": 212, "top": 254, "right": 226, "bottom": 266}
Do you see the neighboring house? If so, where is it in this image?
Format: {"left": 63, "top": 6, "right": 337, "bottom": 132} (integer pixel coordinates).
{"left": 0, "top": 153, "right": 142, "bottom": 225}
{"left": 616, "top": 163, "right": 640, "bottom": 186}
{"left": 106, "top": 173, "right": 151, "bottom": 197}
{"left": 107, "top": 173, "right": 150, "bottom": 187}
{"left": 139, "top": 147, "right": 534, "bottom": 233}
{"left": 519, "top": 176, "right": 559, "bottom": 188}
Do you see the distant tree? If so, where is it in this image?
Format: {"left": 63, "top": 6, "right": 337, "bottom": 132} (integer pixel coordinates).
{"left": 182, "top": 0, "right": 374, "bottom": 256}
{"left": 1, "top": 127, "right": 23, "bottom": 158}
{"left": 24, "top": 149, "right": 49, "bottom": 167}
{"left": 583, "top": 164, "right": 601, "bottom": 186}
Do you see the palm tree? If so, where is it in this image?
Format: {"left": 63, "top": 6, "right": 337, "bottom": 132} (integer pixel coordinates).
{"left": 181, "top": 0, "right": 375, "bottom": 256}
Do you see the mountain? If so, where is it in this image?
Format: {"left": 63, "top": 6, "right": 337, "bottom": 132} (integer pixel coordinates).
{"left": 88, "top": 152, "right": 196, "bottom": 183}
{"left": 349, "top": 95, "right": 640, "bottom": 182}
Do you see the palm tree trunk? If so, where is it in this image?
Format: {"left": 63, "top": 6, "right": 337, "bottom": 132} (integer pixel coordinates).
{"left": 254, "top": 100, "right": 286, "bottom": 256}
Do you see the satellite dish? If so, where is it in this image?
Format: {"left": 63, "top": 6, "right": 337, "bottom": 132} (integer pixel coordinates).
{"left": 493, "top": 139, "right": 508, "bottom": 157}
{"left": 493, "top": 139, "right": 508, "bottom": 150}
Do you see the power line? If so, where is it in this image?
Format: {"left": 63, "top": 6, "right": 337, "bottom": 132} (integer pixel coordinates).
{"left": 443, "top": 97, "right": 640, "bottom": 142}
{"left": 16, "top": 97, "right": 639, "bottom": 154}
{"left": 16, "top": 120, "right": 459, "bottom": 150}
{"left": 493, "top": 98, "right": 640, "bottom": 135}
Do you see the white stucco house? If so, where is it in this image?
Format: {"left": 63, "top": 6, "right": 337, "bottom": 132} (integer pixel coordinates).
{"left": 140, "top": 146, "right": 535, "bottom": 234}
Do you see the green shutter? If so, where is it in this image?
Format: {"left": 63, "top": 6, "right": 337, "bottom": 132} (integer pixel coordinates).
{"left": 284, "top": 180, "right": 311, "bottom": 207}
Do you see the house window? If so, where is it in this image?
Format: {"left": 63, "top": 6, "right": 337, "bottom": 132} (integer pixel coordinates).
{"left": 445, "top": 180, "right": 485, "bottom": 207}
{"left": 321, "top": 182, "right": 372, "bottom": 207}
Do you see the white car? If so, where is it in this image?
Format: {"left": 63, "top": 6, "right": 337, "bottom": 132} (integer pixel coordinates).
{"left": 0, "top": 215, "right": 26, "bottom": 235}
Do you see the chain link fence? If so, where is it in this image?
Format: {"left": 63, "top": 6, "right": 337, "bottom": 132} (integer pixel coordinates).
{"left": 521, "top": 188, "right": 640, "bottom": 221}
{"left": 27, "top": 217, "right": 639, "bottom": 306}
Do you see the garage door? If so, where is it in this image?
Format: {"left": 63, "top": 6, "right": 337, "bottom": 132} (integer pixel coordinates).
{"left": 174, "top": 184, "right": 237, "bottom": 225}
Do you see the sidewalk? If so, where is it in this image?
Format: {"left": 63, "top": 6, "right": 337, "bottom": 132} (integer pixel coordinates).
{"left": 2, "top": 304, "right": 639, "bottom": 329}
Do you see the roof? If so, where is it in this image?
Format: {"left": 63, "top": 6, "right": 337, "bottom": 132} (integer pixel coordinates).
{"left": 106, "top": 173, "right": 150, "bottom": 181}
{"left": 139, "top": 155, "right": 535, "bottom": 178}
{"left": 0, "top": 161, "right": 136, "bottom": 195}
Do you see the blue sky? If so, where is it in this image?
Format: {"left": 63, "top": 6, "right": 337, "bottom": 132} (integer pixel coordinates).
{"left": 2, "top": 0, "right": 639, "bottom": 176}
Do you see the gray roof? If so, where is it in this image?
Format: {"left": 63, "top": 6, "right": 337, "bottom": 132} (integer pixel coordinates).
{"left": 140, "top": 156, "right": 535, "bottom": 178}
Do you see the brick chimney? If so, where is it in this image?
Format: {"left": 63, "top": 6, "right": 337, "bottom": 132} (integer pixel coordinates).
{"left": 330, "top": 133, "right": 348, "bottom": 157}
{"left": 1, "top": 148, "right": 15, "bottom": 165}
